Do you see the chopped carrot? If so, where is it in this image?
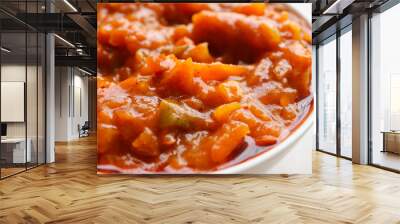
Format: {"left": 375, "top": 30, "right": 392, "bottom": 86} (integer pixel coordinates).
{"left": 281, "top": 21, "right": 302, "bottom": 40}
{"left": 213, "top": 102, "right": 241, "bottom": 123}
{"left": 255, "top": 135, "right": 278, "bottom": 146}
{"left": 210, "top": 121, "right": 250, "bottom": 163}
{"left": 192, "top": 62, "right": 250, "bottom": 81}
{"left": 98, "top": 124, "right": 119, "bottom": 154}
{"left": 185, "top": 43, "right": 213, "bottom": 63}
{"left": 216, "top": 80, "right": 243, "bottom": 103}
{"left": 132, "top": 127, "right": 160, "bottom": 157}
{"left": 232, "top": 3, "right": 266, "bottom": 16}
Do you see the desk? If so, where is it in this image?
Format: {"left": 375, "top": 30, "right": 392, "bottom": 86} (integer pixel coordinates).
{"left": 1, "top": 138, "right": 31, "bottom": 163}
{"left": 382, "top": 131, "right": 400, "bottom": 154}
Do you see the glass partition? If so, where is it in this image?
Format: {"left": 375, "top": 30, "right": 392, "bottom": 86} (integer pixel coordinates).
{"left": 0, "top": 31, "right": 27, "bottom": 177}
{"left": 26, "top": 0, "right": 45, "bottom": 169}
{"left": 0, "top": 0, "right": 46, "bottom": 179}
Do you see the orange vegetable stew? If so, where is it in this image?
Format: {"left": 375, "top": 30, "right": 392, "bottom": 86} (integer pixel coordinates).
{"left": 97, "top": 3, "right": 313, "bottom": 173}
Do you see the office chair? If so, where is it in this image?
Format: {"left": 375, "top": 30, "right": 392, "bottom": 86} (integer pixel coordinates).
{"left": 79, "top": 121, "right": 90, "bottom": 138}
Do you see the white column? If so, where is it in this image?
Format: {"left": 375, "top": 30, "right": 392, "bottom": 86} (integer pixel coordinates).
{"left": 46, "top": 32, "right": 55, "bottom": 163}
{"left": 352, "top": 14, "right": 369, "bottom": 164}
{"left": 312, "top": 45, "right": 317, "bottom": 152}
{"left": 55, "top": 67, "right": 73, "bottom": 141}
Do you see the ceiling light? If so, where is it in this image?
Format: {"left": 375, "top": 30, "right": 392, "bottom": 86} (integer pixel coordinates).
{"left": 63, "top": 0, "right": 78, "bottom": 12}
{"left": 54, "top": 34, "right": 75, "bottom": 48}
{"left": 78, "top": 67, "right": 93, "bottom": 76}
{"left": 1, "top": 47, "right": 11, "bottom": 53}
{"left": 323, "top": 0, "right": 355, "bottom": 15}
{"left": 76, "top": 48, "right": 85, "bottom": 55}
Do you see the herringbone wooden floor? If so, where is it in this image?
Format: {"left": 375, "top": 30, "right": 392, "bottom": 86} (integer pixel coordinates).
{"left": 1, "top": 136, "right": 400, "bottom": 224}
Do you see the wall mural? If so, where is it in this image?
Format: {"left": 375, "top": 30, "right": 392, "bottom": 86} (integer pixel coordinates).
{"left": 97, "top": 3, "right": 313, "bottom": 174}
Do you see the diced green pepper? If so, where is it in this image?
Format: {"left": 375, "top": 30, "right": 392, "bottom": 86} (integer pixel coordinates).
{"left": 159, "top": 100, "right": 212, "bottom": 130}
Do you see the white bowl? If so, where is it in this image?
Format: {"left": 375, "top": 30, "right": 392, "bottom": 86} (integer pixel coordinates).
{"left": 98, "top": 3, "right": 314, "bottom": 175}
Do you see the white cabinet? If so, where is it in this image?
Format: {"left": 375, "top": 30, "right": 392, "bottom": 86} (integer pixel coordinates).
{"left": 1, "top": 138, "right": 32, "bottom": 163}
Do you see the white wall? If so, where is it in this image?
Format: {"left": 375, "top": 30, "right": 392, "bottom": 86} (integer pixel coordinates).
{"left": 54, "top": 67, "right": 89, "bottom": 141}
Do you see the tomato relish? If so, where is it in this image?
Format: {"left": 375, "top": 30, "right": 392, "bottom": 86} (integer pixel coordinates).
{"left": 97, "top": 3, "right": 312, "bottom": 173}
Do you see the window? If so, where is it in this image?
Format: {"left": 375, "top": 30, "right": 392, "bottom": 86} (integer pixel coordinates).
{"left": 389, "top": 75, "right": 400, "bottom": 130}
{"left": 317, "top": 36, "right": 337, "bottom": 154}
{"left": 339, "top": 27, "right": 352, "bottom": 158}
{"left": 370, "top": 3, "right": 400, "bottom": 171}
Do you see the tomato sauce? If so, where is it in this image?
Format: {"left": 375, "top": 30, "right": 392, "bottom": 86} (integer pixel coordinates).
{"left": 97, "top": 3, "right": 312, "bottom": 173}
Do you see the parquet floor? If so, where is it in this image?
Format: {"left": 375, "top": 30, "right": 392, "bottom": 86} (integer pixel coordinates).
{"left": 1, "top": 136, "right": 400, "bottom": 224}
{"left": 1, "top": 167, "right": 26, "bottom": 178}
